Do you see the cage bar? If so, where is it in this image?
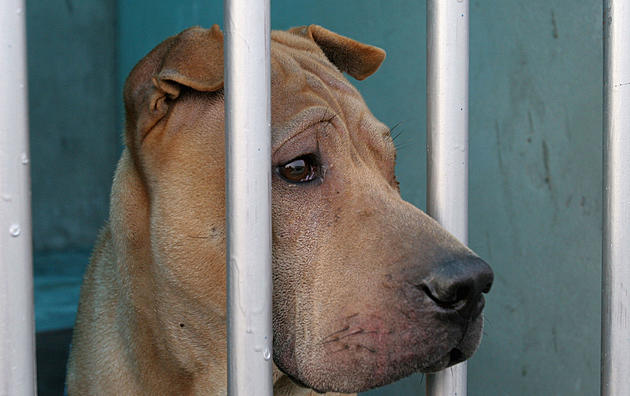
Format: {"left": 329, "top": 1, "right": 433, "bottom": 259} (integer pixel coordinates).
{"left": 602, "top": 0, "right": 630, "bottom": 395}
{"left": 224, "top": 0, "right": 274, "bottom": 395}
{"left": 0, "top": 0, "right": 37, "bottom": 394}
{"left": 425, "top": 0, "right": 470, "bottom": 395}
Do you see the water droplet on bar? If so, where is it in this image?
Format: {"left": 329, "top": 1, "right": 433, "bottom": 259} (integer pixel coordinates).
{"left": 9, "top": 224, "right": 21, "bottom": 237}
{"left": 263, "top": 348, "right": 271, "bottom": 360}
{"left": 20, "top": 153, "right": 29, "bottom": 164}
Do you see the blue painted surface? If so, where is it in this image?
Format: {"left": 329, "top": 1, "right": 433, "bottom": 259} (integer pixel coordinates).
{"left": 27, "top": 0, "right": 118, "bottom": 252}
{"left": 34, "top": 251, "right": 88, "bottom": 332}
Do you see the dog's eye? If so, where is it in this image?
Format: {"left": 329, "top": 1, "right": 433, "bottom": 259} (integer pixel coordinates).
{"left": 277, "top": 155, "right": 319, "bottom": 183}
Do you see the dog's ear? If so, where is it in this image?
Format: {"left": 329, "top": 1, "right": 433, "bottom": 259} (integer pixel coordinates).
{"left": 123, "top": 25, "right": 223, "bottom": 147}
{"left": 288, "top": 25, "right": 385, "bottom": 80}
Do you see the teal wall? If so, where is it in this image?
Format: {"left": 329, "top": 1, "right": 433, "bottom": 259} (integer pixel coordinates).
{"left": 466, "top": 2, "right": 602, "bottom": 394}
{"left": 105, "top": 1, "right": 603, "bottom": 394}
{"left": 27, "top": 0, "right": 118, "bottom": 252}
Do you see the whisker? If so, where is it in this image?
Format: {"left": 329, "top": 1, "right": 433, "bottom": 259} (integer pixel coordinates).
{"left": 321, "top": 325, "right": 350, "bottom": 342}
{"left": 357, "top": 344, "right": 376, "bottom": 353}
{"left": 419, "top": 373, "right": 425, "bottom": 384}
{"left": 394, "top": 142, "right": 413, "bottom": 151}
{"left": 389, "top": 122, "right": 403, "bottom": 140}
{"left": 338, "top": 328, "right": 364, "bottom": 340}
{"left": 331, "top": 344, "right": 350, "bottom": 353}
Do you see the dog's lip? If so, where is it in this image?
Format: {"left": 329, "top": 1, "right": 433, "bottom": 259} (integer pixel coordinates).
{"left": 423, "top": 347, "right": 468, "bottom": 373}
{"left": 447, "top": 347, "right": 467, "bottom": 366}
{"left": 470, "top": 295, "right": 486, "bottom": 318}
{"left": 422, "top": 310, "right": 484, "bottom": 372}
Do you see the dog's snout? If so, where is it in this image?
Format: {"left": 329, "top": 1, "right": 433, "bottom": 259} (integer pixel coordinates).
{"left": 419, "top": 257, "right": 494, "bottom": 313}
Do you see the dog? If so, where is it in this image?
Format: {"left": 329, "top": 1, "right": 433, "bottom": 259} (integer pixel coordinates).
{"left": 66, "top": 24, "right": 493, "bottom": 395}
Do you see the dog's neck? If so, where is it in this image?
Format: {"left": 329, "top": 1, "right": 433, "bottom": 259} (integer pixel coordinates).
{"left": 108, "top": 246, "right": 350, "bottom": 396}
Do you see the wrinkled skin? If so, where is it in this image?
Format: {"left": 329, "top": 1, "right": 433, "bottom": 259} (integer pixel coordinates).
{"left": 66, "top": 25, "right": 493, "bottom": 396}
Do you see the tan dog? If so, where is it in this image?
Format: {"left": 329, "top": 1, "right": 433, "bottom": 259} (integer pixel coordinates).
{"left": 66, "top": 24, "right": 493, "bottom": 395}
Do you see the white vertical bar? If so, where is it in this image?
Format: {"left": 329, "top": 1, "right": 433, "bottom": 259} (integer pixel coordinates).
{"left": 224, "top": 0, "right": 273, "bottom": 395}
{"left": 0, "top": 0, "right": 37, "bottom": 395}
{"left": 602, "top": 1, "right": 630, "bottom": 395}
{"left": 426, "top": 0, "right": 469, "bottom": 395}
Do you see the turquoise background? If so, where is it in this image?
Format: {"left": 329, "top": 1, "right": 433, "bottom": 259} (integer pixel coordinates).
{"left": 28, "top": 0, "right": 603, "bottom": 395}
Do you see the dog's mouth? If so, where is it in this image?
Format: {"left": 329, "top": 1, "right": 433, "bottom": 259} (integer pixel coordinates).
{"left": 274, "top": 266, "right": 490, "bottom": 393}
{"left": 275, "top": 308, "right": 485, "bottom": 393}
{"left": 422, "top": 311, "right": 485, "bottom": 373}
{"left": 448, "top": 347, "right": 466, "bottom": 365}
{"left": 423, "top": 346, "right": 470, "bottom": 373}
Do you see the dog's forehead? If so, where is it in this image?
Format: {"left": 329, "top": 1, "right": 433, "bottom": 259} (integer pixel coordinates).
{"left": 270, "top": 30, "right": 360, "bottom": 97}
{"left": 269, "top": 30, "right": 387, "bottom": 150}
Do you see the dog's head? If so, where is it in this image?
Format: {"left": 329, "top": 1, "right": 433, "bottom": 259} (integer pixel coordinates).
{"left": 120, "top": 24, "right": 493, "bottom": 393}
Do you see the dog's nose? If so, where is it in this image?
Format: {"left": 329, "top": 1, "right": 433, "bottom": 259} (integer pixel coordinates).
{"left": 419, "top": 257, "right": 493, "bottom": 313}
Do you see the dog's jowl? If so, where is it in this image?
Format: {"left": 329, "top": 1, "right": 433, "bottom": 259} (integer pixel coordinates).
{"left": 66, "top": 24, "right": 493, "bottom": 396}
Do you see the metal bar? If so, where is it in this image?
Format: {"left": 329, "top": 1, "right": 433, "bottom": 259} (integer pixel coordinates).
{"left": 224, "top": 0, "right": 273, "bottom": 395}
{"left": 425, "top": 0, "right": 469, "bottom": 395}
{"left": 0, "top": 0, "right": 37, "bottom": 395}
{"left": 602, "top": 1, "right": 630, "bottom": 395}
